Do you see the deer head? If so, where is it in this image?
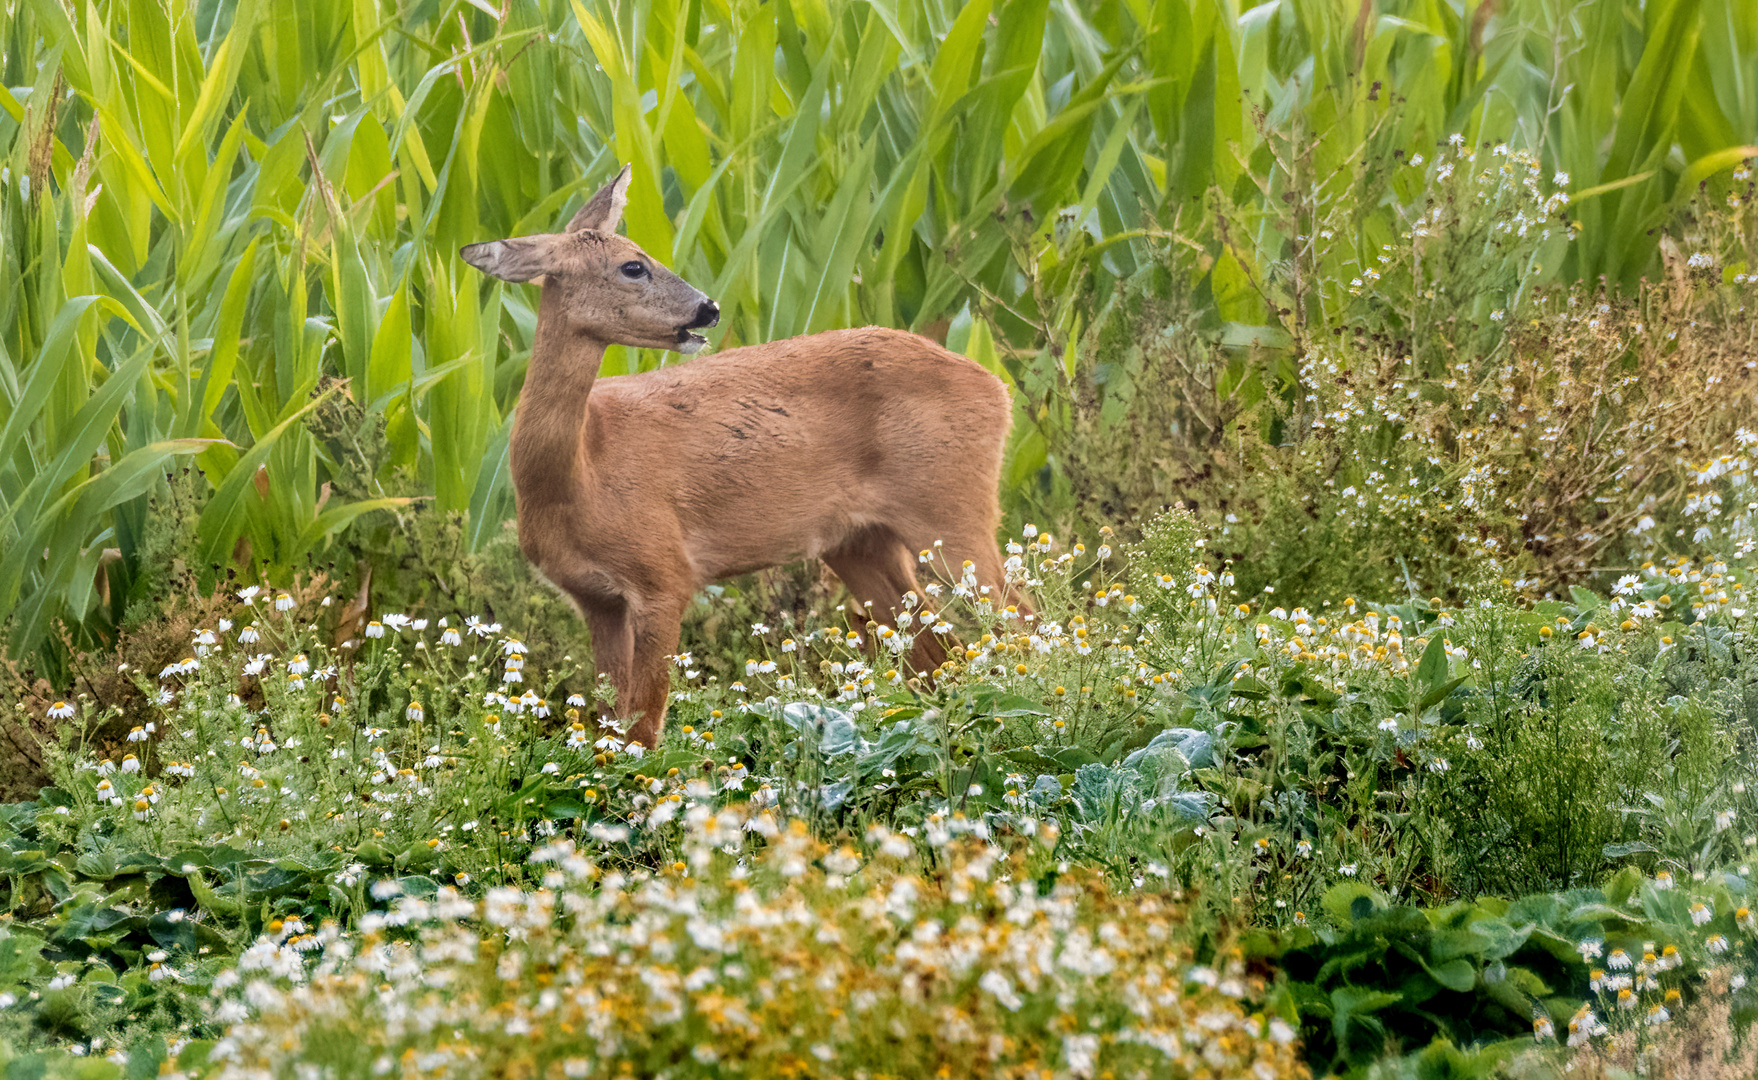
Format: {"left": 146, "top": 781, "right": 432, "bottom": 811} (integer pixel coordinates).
{"left": 460, "top": 165, "right": 720, "bottom": 352}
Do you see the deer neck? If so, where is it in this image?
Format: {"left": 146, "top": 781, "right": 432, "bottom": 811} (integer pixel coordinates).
{"left": 510, "top": 283, "right": 603, "bottom": 515}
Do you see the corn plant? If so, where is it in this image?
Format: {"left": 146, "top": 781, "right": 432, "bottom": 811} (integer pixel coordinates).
{"left": 3, "top": 0, "right": 1756, "bottom": 677}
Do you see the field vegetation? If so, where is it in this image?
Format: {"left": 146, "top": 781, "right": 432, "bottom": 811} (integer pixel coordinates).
{"left": 3, "top": 0, "right": 1758, "bottom": 1076}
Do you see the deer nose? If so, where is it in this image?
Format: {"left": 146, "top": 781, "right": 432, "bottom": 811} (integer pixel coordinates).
{"left": 686, "top": 300, "right": 720, "bottom": 330}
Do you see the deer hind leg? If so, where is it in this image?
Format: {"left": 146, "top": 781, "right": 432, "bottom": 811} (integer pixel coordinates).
{"left": 823, "top": 526, "right": 947, "bottom": 675}
{"left": 919, "top": 528, "right": 1034, "bottom": 620}
{"left": 582, "top": 590, "right": 686, "bottom": 752}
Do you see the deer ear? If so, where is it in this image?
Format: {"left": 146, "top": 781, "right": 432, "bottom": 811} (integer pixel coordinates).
{"left": 459, "top": 237, "right": 553, "bottom": 283}
{"left": 567, "top": 164, "right": 632, "bottom": 234}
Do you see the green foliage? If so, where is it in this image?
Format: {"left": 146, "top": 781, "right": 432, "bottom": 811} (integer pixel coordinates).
{"left": 1452, "top": 605, "right": 1669, "bottom": 893}
{"left": 1274, "top": 883, "right": 1573, "bottom": 1073}
{"left": 0, "top": 510, "right": 1754, "bottom": 1070}
{"left": 5, "top": 0, "right": 1758, "bottom": 674}
{"left": 0, "top": 0, "right": 1159, "bottom": 671}
{"left": 0, "top": 801, "right": 218, "bottom": 1066}
{"left": 1045, "top": 137, "right": 1758, "bottom": 602}
{"left": 1267, "top": 868, "right": 1758, "bottom": 1077}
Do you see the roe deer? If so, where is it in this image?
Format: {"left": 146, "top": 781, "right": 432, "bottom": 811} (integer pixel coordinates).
{"left": 461, "top": 165, "right": 1025, "bottom": 751}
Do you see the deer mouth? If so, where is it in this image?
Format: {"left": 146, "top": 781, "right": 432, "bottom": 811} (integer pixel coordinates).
{"left": 676, "top": 328, "right": 708, "bottom": 353}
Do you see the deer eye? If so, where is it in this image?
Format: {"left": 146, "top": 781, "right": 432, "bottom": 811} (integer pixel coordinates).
{"left": 619, "top": 261, "right": 648, "bottom": 279}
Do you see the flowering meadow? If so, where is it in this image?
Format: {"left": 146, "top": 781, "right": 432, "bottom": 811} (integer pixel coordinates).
{"left": 3, "top": 477, "right": 1758, "bottom": 1076}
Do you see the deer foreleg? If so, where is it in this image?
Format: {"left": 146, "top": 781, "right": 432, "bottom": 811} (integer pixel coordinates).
{"left": 583, "top": 598, "right": 634, "bottom": 717}
{"left": 620, "top": 597, "right": 687, "bottom": 753}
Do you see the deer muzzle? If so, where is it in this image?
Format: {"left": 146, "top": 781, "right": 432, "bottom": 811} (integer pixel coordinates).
{"left": 675, "top": 300, "right": 719, "bottom": 353}
{"left": 685, "top": 300, "right": 720, "bottom": 330}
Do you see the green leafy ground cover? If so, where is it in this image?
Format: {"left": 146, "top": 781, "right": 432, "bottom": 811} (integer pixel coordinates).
{"left": 5, "top": 0, "right": 1758, "bottom": 1076}
{"left": 3, "top": 504, "right": 1758, "bottom": 1076}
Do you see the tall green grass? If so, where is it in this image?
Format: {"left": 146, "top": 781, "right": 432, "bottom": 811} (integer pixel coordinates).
{"left": 1, "top": 0, "right": 1754, "bottom": 673}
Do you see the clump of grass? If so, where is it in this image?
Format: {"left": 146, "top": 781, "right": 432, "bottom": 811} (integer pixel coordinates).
{"left": 1043, "top": 141, "right": 1758, "bottom": 605}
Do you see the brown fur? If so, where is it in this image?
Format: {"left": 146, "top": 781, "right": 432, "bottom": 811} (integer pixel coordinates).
{"left": 463, "top": 166, "right": 1022, "bottom": 750}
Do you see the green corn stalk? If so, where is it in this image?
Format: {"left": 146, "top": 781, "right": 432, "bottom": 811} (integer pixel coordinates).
{"left": 3, "top": 0, "right": 1756, "bottom": 677}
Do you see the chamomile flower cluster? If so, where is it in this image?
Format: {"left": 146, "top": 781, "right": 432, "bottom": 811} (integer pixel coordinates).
{"left": 1330, "top": 137, "right": 1573, "bottom": 305}
{"left": 1562, "top": 874, "right": 1758, "bottom": 1050}
{"left": 197, "top": 805, "right": 1306, "bottom": 1080}
{"left": 46, "top": 587, "right": 625, "bottom": 888}
{"left": 675, "top": 526, "right": 1183, "bottom": 736}
{"left": 1264, "top": 140, "right": 1758, "bottom": 592}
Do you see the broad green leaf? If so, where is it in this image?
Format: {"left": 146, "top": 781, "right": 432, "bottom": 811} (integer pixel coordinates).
{"left": 1414, "top": 634, "right": 1448, "bottom": 695}
{"left": 1321, "top": 881, "right": 1385, "bottom": 924}
{"left": 1329, "top": 985, "right": 1400, "bottom": 1048}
